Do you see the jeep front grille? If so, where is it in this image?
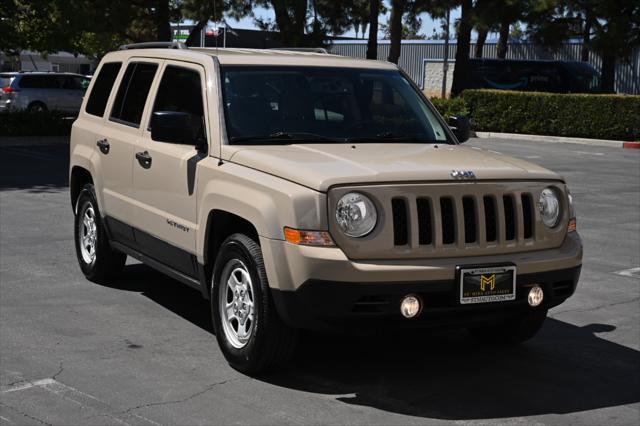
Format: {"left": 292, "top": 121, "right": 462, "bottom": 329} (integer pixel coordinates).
{"left": 391, "top": 193, "right": 535, "bottom": 248}
{"left": 329, "top": 182, "right": 568, "bottom": 260}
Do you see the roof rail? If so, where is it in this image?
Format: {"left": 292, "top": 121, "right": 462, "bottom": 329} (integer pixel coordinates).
{"left": 119, "top": 42, "right": 188, "bottom": 51}
{"left": 269, "top": 47, "right": 328, "bottom": 54}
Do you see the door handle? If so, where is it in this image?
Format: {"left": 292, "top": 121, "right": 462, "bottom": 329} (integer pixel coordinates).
{"left": 135, "top": 151, "right": 152, "bottom": 169}
{"left": 96, "top": 138, "right": 110, "bottom": 154}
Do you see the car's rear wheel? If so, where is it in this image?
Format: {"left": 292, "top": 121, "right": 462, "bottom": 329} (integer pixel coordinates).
{"left": 468, "top": 309, "right": 548, "bottom": 345}
{"left": 26, "top": 101, "right": 47, "bottom": 114}
{"left": 74, "top": 184, "right": 126, "bottom": 282}
{"left": 211, "top": 233, "right": 297, "bottom": 374}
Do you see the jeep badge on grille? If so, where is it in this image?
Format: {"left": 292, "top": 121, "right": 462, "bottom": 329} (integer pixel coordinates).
{"left": 450, "top": 170, "right": 476, "bottom": 179}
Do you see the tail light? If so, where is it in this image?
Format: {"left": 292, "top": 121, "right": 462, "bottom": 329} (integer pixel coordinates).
{"left": 2, "top": 86, "right": 18, "bottom": 93}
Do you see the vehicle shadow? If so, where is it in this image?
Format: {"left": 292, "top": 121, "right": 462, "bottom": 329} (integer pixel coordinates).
{"left": 106, "top": 263, "right": 640, "bottom": 421}
{"left": 0, "top": 144, "right": 69, "bottom": 192}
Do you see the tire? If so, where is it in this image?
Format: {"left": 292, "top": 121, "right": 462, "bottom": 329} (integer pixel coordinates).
{"left": 211, "top": 233, "right": 297, "bottom": 374}
{"left": 468, "top": 309, "right": 548, "bottom": 345}
{"left": 74, "top": 184, "right": 126, "bottom": 283}
{"left": 26, "top": 101, "right": 47, "bottom": 114}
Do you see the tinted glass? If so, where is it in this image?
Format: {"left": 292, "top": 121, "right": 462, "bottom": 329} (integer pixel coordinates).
{"left": 86, "top": 62, "right": 121, "bottom": 117}
{"left": 61, "top": 76, "right": 89, "bottom": 90}
{"left": 153, "top": 66, "right": 204, "bottom": 118}
{"left": 18, "top": 75, "right": 59, "bottom": 89}
{"left": 221, "top": 66, "right": 449, "bottom": 144}
{"left": 110, "top": 62, "right": 157, "bottom": 126}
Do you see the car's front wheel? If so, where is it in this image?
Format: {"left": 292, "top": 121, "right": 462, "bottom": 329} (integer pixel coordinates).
{"left": 468, "top": 309, "right": 548, "bottom": 345}
{"left": 74, "top": 184, "right": 126, "bottom": 282}
{"left": 211, "top": 233, "right": 297, "bottom": 374}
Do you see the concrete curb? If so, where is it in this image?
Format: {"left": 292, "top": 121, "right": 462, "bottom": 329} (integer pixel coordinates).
{"left": 0, "top": 136, "right": 69, "bottom": 147}
{"left": 473, "top": 131, "right": 630, "bottom": 148}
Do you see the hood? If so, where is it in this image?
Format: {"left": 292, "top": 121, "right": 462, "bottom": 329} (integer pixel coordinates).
{"left": 227, "top": 143, "right": 563, "bottom": 192}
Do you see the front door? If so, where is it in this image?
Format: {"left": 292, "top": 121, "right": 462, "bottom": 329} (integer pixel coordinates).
{"left": 131, "top": 61, "right": 208, "bottom": 277}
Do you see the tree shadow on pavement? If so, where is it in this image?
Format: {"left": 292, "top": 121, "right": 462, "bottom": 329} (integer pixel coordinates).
{"left": 0, "top": 145, "right": 69, "bottom": 192}
{"left": 103, "top": 264, "right": 639, "bottom": 421}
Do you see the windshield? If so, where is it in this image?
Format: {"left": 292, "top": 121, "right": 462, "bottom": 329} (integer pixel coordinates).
{"left": 220, "top": 66, "right": 450, "bottom": 144}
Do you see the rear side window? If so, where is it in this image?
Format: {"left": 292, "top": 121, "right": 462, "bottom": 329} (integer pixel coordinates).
{"left": 110, "top": 62, "right": 158, "bottom": 127}
{"left": 18, "top": 75, "right": 58, "bottom": 89}
{"left": 86, "top": 62, "right": 122, "bottom": 117}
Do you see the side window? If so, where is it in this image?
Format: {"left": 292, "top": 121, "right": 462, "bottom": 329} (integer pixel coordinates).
{"left": 151, "top": 65, "right": 205, "bottom": 139}
{"left": 110, "top": 62, "right": 158, "bottom": 127}
{"left": 86, "top": 62, "right": 121, "bottom": 117}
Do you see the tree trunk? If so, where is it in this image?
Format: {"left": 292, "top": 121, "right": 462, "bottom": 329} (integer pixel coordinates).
{"left": 601, "top": 50, "right": 616, "bottom": 93}
{"left": 271, "top": 0, "right": 308, "bottom": 47}
{"left": 156, "top": 0, "right": 171, "bottom": 42}
{"left": 185, "top": 20, "right": 208, "bottom": 47}
{"left": 366, "top": 0, "right": 379, "bottom": 59}
{"left": 387, "top": 0, "right": 406, "bottom": 64}
{"left": 497, "top": 20, "right": 509, "bottom": 59}
{"left": 451, "top": 0, "right": 473, "bottom": 96}
{"left": 581, "top": 15, "right": 592, "bottom": 62}
{"left": 475, "top": 27, "right": 488, "bottom": 58}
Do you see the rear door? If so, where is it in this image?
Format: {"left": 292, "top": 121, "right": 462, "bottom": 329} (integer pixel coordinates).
{"left": 99, "top": 59, "right": 160, "bottom": 245}
{"left": 130, "top": 61, "right": 208, "bottom": 275}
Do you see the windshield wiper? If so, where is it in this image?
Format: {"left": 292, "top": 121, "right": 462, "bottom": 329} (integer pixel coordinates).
{"left": 230, "top": 131, "right": 341, "bottom": 144}
{"left": 345, "top": 132, "right": 439, "bottom": 143}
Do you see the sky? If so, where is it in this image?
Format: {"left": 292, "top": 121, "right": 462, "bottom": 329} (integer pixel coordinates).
{"left": 225, "top": 4, "right": 464, "bottom": 40}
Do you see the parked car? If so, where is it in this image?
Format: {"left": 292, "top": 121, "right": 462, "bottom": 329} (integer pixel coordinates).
{"left": 0, "top": 72, "right": 91, "bottom": 113}
{"left": 463, "top": 59, "right": 602, "bottom": 93}
{"left": 70, "top": 43, "right": 582, "bottom": 374}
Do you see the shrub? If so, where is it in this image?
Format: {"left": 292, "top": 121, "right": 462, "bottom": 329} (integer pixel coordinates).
{"left": 429, "top": 96, "right": 469, "bottom": 119}
{"left": 0, "top": 110, "right": 74, "bottom": 137}
{"left": 461, "top": 89, "right": 640, "bottom": 141}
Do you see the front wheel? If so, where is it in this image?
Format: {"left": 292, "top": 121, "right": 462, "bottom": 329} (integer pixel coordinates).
{"left": 468, "top": 309, "right": 548, "bottom": 345}
{"left": 74, "top": 184, "right": 126, "bottom": 282}
{"left": 211, "top": 233, "right": 296, "bottom": 374}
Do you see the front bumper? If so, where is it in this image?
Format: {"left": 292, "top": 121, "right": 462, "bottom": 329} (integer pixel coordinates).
{"left": 260, "top": 232, "right": 582, "bottom": 331}
{"left": 271, "top": 265, "right": 580, "bottom": 331}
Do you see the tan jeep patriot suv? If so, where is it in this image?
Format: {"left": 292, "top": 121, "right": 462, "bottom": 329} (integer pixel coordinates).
{"left": 70, "top": 42, "right": 582, "bottom": 373}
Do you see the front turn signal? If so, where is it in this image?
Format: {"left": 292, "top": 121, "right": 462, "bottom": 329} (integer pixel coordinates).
{"left": 284, "top": 227, "right": 335, "bottom": 247}
{"left": 567, "top": 218, "right": 577, "bottom": 232}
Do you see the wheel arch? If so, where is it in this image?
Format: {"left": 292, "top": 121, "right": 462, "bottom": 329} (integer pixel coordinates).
{"left": 70, "top": 166, "right": 94, "bottom": 212}
{"left": 203, "top": 209, "right": 260, "bottom": 269}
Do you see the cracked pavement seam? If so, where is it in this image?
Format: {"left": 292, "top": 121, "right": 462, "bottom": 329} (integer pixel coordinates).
{"left": 0, "top": 402, "right": 53, "bottom": 426}
{"left": 121, "top": 378, "right": 245, "bottom": 414}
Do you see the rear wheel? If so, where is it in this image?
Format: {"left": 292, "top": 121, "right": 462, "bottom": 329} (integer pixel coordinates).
{"left": 468, "top": 309, "right": 548, "bottom": 345}
{"left": 74, "top": 184, "right": 126, "bottom": 282}
{"left": 26, "top": 101, "right": 47, "bottom": 114}
{"left": 211, "top": 233, "right": 297, "bottom": 374}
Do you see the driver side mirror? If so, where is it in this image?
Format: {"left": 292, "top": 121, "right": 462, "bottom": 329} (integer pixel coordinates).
{"left": 151, "top": 111, "right": 206, "bottom": 151}
{"left": 448, "top": 116, "right": 471, "bottom": 143}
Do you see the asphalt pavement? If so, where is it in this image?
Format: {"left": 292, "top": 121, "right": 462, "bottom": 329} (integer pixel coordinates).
{"left": 1, "top": 138, "right": 639, "bottom": 425}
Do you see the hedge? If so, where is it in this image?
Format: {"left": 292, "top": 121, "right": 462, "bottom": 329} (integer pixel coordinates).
{"left": 0, "top": 110, "right": 74, "bottom": 137}
{"left": 460, "top": 89, "right": 640, "bottom": 141}
{"left": 429, "top": 96, "right": 469, "bottom": 119}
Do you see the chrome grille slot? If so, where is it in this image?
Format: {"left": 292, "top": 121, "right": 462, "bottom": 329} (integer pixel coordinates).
{"left": 503, "top": 194, "right": 516, "bottom": 241}
{"left": 416, "top": 198, "right": 432, "bottom": 245}
{"left": 521, "top": 193, "right": 534, "bottom": 239}
{"left": 462, "top": 196, "right": 477, "bottom": 243}
{"left": 440, "top": 197, "right": 456, "bottom": 245}
{"left": 391, "top": 198, "right": 408, "bottom": 246}
{"left": 484, "top": 195, "right": 497, "bottom": 242}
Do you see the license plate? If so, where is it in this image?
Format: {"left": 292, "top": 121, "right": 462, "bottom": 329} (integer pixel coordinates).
{"left": 459, "top": 265, "right": 516, "bottom": 304}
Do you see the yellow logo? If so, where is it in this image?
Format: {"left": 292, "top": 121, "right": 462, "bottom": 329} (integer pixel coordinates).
{"left": 480, "top": 274, "right": 496, "bottom": 291}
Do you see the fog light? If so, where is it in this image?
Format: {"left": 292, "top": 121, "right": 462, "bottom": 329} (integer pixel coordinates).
{"left": 400, "top": 294, "right": 422, "bottom": 318}
{"left": 528, "top": 285, "right": 544, "bottom": 307}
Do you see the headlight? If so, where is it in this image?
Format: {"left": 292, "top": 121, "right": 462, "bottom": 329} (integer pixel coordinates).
{"left": 335, "top": 192, "right": 377, "bottom": 237}
{"left": 539, "top": 188, "right": 560, "bottom": 228}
